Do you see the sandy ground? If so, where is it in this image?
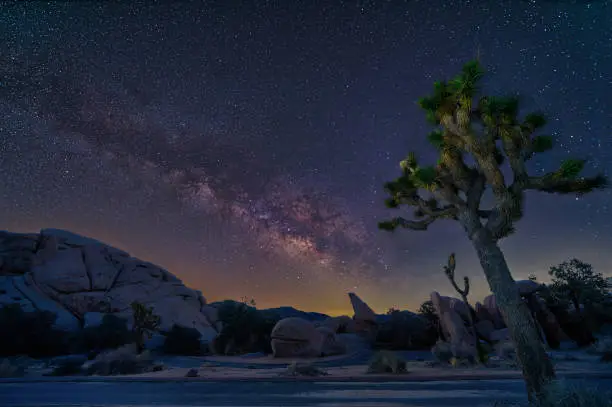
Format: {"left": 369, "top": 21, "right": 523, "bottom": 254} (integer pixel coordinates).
{"left": 115, "top": 358, "right": 612, "bottom": 381}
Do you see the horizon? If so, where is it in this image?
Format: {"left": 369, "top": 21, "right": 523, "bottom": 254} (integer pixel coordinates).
{"left": 0, "top": 226, "right": 591, "bottom": 317}
{"left": 1, "top": 1, "right": 611, "bottom": 316}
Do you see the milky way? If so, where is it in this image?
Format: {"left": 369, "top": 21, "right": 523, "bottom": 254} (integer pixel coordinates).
{"left": 0, "top": 0, "right": 611, "bottom": 315}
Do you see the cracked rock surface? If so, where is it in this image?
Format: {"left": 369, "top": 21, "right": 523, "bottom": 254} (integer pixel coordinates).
{"left": 0, "top": 228, "right": 219, "bottom": 341}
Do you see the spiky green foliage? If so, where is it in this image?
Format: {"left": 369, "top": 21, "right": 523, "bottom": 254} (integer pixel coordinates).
{"left": 379, "top": 60, "right": 607, "bottom": 240}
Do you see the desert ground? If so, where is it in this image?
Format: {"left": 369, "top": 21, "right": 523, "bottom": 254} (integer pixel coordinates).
{"left": 1, "top": 347, "right": 612, "bottom": 407}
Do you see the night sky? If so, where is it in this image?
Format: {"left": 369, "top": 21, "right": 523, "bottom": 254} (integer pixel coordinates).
{"left": 1, "top": 0, "right": 610, "bottom": 316}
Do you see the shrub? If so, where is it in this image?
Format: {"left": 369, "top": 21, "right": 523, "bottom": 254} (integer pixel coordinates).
{"left": 0, "top": 304, "right": 69, "bottom": 357}
{"left": 130, "top": 302, "right": 160, "bottom": 353}
{"left": 477, "top": 341, "right": 491, "bottom": 364}
{"left": 0, "top": 359, "right": 25, "bottom": 378}
{"left": 588, "top": 336, "right": 612, "bottom": 354}
{"left": 46, "top": 355, "right": 87, "bottom": 376}
{"left": 86, "top": 344, "right": 163, "bottom": 376}
{"left": 281, "top": 361, "right": 328, "bottom": 377}
{"left": 213, "top": 300, "right": 279, "bottom": 355}
{"left": 79, "top": 314, "right": 132, "bottom": 352}
{"left": 162, "top": 325, "right": 203, "bottom": 356}
{"left": 375, "top": 311, "right": 437, "bottom": 350}
{"left": 367, "top": 350, "right": 407, "bottom": 374}
{"left": 431, "top": 340, "right": 453, "bottom": 363}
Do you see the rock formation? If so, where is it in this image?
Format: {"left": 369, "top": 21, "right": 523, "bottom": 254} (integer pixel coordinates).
{"left": 430, "top": 279, "right": 566, "bottom": 356}
{"left": 348, "top": 292, "right": 379, "bottom": 339}
{"left": 0, "top": 229, "right": 219, "bottom": 342}
{"left": 270, "top": 317, "right": 345, "bottom": 358}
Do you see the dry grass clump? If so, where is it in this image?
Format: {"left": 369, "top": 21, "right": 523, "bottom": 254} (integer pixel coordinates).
{"left": 280, "top": 361, "right": 328, "bottom": 377}
{"left": 367, "top": 350, "right": 407, "bottom": 374}
{"left": 0, "top": 359, "right": 25, "bottom": 378}
{"left": 85, "top": 344, "right": 164, "bottom": 376}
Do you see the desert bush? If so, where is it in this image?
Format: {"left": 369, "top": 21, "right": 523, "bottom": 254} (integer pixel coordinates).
{"left": 588, "top": 336, "right": 612, "bottom": 354}
{"left": 0, "top": 304, "right": 69, "bottom": 357}
{"left": 375, "top": 310, "right": 437, "bottom": 350}
{"left": 162, "top": 325, "right": 203, "bottom": 356}
{"left": 492, "top": 380, "right": 612, "bottom": 406}
{"left": 281, "top": 361, "right": 328, "bottom": 377}
{"left": 79, "top": 314, "right": 132, "bottom": 352}
{"left": 477, "top": 341, "right": 491, "bottom": 364}
{"left": 0, "top": 358, "right": 25, "bottom": 377}
{"left": 46, "top": 355, "right": 87, "bottom": 376}
{"left": 431, "top": 340, "right": 453, "bottom": 363}
{"left": 367, "top": 350, "right": 407, "bottom": 374}
{"left": 85, "top": 344, "right": 162, "bottom": 376}
{"left": 213, "top": 299, "right": 279, "bottom": 355}
{"left": 130, "top": 302, "right": 160, "bottom": 353}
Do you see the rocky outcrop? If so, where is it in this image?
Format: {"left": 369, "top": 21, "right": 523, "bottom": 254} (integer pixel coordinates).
{"left": 270, "top": 317, "right": 346, "bottom": 358}
{"left": 319, "top": 315, "right": 356, "bottom": 333}
{"left": 348, "top": 292, "right": 377, "bottom": 322}
{"left": 430, "top": 279, "right": 566, "bottom": 355}
{"left": 0, "top": 229, "right": 219, "bottom": 342}
{"left": 431, "top": 291, "right": 477, "bottom": 360}
{"left": 270, "top": 317, "right": 323, "bottom": 357}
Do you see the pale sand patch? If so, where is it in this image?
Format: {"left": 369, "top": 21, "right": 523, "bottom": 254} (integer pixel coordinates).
{"left": 201, "top": 352, "right": 359, "bottom": 365}
{"left": 123, "top": 359, "right": 612, "bottom": 380}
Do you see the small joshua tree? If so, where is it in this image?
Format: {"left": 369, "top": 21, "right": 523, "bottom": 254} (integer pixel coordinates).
{"left": 442, "top": 253, "right": 480, "bottom": 363}
{"left": 378, "top": 60, "right": 607, "bottom": 401}
{"left": 130, "top": 302, "right": 161, "bottom": 353}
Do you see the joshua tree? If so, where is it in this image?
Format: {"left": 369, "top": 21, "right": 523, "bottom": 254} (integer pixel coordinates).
{"left": 130, "top": 301, "right": 161, "bottom": 353}
{"left": 441, "top": 253, "right": 479, "bottom": 363}
{"left": 378, "top": 60, "right": 606, "bottom": 400}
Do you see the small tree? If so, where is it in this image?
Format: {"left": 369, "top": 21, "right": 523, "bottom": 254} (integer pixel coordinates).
{"left": 441, "top": 253, "right": 480, "bottom": 363}
{"left": 549, "top": 258, "right": 608, "bottom": 314}
{"left": 417, "top": 299, "right": 442, "bottom": 342}
{"left": 378, "top": 60, "right": 607, "bottom": 400}
{"left": 130, "top": 302, "right": 161, "bottom": 353}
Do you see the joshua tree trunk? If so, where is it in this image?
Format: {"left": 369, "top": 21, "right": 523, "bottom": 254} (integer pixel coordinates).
{"left": 572, "top": 296, "right": 581, "bottom": 315}
{"left": 469, "top": 225, "right": 555, "bottom": 400}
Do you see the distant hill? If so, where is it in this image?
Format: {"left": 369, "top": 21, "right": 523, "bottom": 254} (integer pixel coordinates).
{"left": 209, "top": 301, "right": 330, "bottom": 321}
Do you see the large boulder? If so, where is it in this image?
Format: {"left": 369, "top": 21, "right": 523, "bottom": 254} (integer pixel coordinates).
{"left": 270, "top": 317, "right": 324, "bottom": 358}
{"left": 316, "top": 326, "right": 346, "bottom": 356}
{"left": 0, "top": 229, "right": 220, "bottom": 340}
{"left": 483, "top": 294, "right": 505, "bottom": 329}
{"left": 320, "top": 315, "right": 356, "bottom": 333}
{"left": 440, "top": 309, "right": 477, "bottom": 360}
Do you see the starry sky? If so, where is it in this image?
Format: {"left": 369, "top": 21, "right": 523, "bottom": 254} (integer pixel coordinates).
{"left": 0, "top": 0, "right": 611, "bottom": 316}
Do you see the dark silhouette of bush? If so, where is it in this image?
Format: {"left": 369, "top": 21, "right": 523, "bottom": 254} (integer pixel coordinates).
{"left": 0, "top": 304, "right": 69, "bottom": 357}
{"left": 162, "top": 325, "right": 203, "bottom": 355}
{"left": 375, "top": 310, "right": 437, "bottom": 350}
{"left": 336, "top": 323, "right": 348, "bottom": 334}
{"left": 78, "top": 314, "right": 132, "bottom": 352}
{"left": 212, "top": 299, "right": 279, "bottom": 355}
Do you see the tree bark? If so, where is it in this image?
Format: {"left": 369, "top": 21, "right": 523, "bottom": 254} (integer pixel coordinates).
{"left": 572, "top": 296, "right": 581, "bottom": 315}
{"left": 468, "top": 225, "right": 555, "bottom": 400}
